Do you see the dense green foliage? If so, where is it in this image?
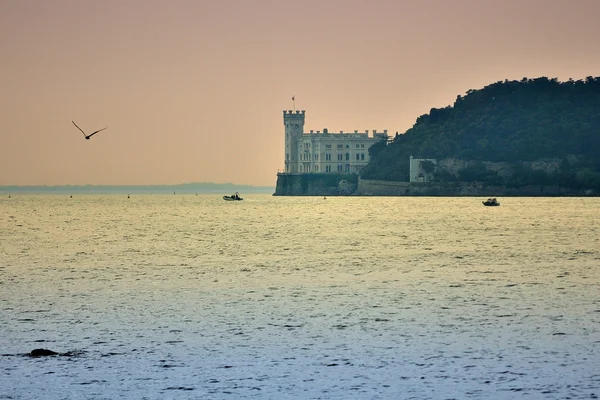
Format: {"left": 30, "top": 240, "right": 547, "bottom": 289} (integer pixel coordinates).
{"left": 361, "top": 77, "right": 600, "bottom": 189}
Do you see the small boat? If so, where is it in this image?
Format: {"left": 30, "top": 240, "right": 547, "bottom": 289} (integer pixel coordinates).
{"left": 482, "top": 197, "right": 500, "bottom": 206}
{"left": 223, "top": 192, "right": 243, "bottom": 201}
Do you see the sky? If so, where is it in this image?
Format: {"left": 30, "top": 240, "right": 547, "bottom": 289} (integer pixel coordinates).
{"left": 1, "top": 0, "right": 599, "bottom": 186}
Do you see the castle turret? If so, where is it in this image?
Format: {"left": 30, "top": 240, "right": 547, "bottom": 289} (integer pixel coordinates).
{"left": 283, "top": 110, "right": 305, "bottom": 172}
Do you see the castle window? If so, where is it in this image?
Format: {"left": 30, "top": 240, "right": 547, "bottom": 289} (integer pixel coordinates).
{"left": 361, "top": 153, "right": 365, "bottom": 160}
{"left": 326, "top": 154, "right": 331, "bottom": 161}
{"left": 337, "top": 154, "right": 343, "bottom": 161}
{"left": 326, "top": 165, "right": 331, "bottom": 172}
{"left": 345, "top": 153, "right": 350, "bottom": 161}
{"left": 356, "top": 144, "right": 360, "bottom": 149}
{"left": 337, "top": 164, "right": 343, "bottom": 172}
{"left": 337, "top": 144, "right": 343, "bottom": 149}
{"left": 304, "top": 143, "right": 310, "bottom": 149}
{"left": 325, "top": 144, "right": 332, "bottom": 149}
{"left": 361, "top": 144, "right": 365, "bottom": 148}
{"left": 313, "top": 153, "right": 318, "bottom": 161}
{"left": 356, "top": 153, "right": 360, "bottom": 160}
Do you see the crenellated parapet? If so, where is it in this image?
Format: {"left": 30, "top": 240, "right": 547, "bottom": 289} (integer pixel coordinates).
{"left": 283, "top": 110, "right": 305, "bottom": 129}
{"left": 305, "top": 128, "right": 388, "bottom": 138}
{"left": 283, "top": 110, "right": 306, "bottom": 120}
{"left": 283, "top": 110, "right": 306, "bottom": 127}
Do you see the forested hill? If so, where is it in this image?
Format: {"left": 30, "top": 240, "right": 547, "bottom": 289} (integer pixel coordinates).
{"left": 361, "top": 77, "right": 600, "bottom": 184}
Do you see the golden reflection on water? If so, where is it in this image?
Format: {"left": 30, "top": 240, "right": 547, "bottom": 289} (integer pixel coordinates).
{"left": 2, "top": 195, "right": 599, "bottom": 289}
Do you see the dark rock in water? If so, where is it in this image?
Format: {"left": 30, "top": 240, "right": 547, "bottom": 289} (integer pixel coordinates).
{"left": 29, "top": 348, "right": 59, "bottom": 357}
{"left": 26, "top": 348, "right": 84, "bottom": 358}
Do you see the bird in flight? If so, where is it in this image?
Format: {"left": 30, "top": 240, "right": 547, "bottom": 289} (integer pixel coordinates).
{"left": 72, "top": 120, "right": 107, "bottom": 140}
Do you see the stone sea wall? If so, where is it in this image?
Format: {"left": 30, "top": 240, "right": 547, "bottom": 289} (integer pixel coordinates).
{"left": 274, "top": 174, "right": 592, "bottom": 196}
{"left": 355, "top": 179, "right": 578, "bottom": 196}
{"left": 273, "top": 173, "right": 358, "bottom": 196}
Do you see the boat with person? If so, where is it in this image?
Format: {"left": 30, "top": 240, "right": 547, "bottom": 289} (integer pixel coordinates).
{"left": 482, "top": 197, "right": 500, "bottom": 206}
{"left": 223, "top": 192, "right": 243, "bottom": 201}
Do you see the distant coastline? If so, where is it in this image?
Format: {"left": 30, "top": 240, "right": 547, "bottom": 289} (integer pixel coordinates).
{"left": 0, "top": 183, "right": 275, "bottom": 195}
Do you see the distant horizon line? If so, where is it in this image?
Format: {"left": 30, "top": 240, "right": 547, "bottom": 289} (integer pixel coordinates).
{"left": 0, "top": 182, "right": 274, "bottom": 188}
{"left": 0, "top": 182, "right": 275, "bottom": 194}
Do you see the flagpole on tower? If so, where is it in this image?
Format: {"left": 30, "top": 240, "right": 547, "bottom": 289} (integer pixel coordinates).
{"left": 292, "top": 95, "right": 295, "bottom": 113}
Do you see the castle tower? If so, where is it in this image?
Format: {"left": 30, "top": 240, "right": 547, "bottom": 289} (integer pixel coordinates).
{"left": 283, "top": 110, "right": 305, "bottom": 173}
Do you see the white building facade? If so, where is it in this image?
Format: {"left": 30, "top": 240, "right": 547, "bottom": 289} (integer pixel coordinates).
{"left": 409, "top": 155, "right": 437, "bottom": 182}
{"left": 284, "top": 110, "right": 387, "bottom": 174}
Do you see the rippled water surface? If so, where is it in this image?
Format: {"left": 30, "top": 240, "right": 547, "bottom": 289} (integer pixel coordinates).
{"left": 1, "top": 195, "right": 599, "bottom": 399}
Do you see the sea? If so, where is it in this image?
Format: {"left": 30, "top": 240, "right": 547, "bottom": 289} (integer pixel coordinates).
{"left": 1, "top": 194, "right": 599, "bottom": 399}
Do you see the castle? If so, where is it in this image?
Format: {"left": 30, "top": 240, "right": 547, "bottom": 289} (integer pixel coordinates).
{"left": 283, "top": 110, "right": 388, "bottom": 174}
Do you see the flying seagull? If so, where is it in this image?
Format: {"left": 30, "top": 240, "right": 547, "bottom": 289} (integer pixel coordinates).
{"left": 72, "top": 120, "right": 107, "bottom": 140}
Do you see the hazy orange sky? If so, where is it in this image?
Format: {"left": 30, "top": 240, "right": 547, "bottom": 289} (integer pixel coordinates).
{"left": 1, "top": 0, "right": 599, "bottom": 186}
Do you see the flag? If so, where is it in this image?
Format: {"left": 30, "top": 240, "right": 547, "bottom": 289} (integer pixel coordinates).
{"left": 292, "top": 96, "right": 295, "bottom": 101}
